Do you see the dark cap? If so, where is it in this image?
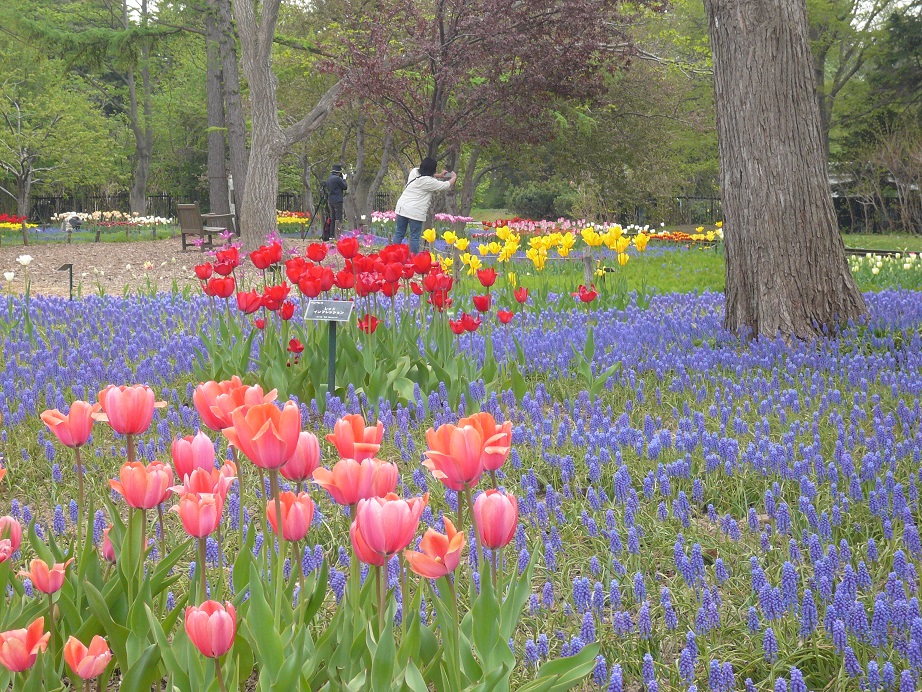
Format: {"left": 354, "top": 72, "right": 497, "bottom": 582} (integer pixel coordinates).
{"left": 331, "top": 164, "right": 343, "bottom": 173}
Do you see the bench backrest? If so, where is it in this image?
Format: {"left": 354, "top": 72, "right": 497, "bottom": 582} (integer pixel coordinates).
{"left": 176, "top": 203, "right": 203, "bottom": 233}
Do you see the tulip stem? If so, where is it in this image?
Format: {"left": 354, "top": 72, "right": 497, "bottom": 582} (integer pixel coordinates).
{"left": 489, "top": 470, "right": 497, "bottom": 490}
{"left": 216, "top": 525, "right": 225, "bottom": 600}
{"left": 349, "top": 504, "right": 360, "bottom": 608}
{"left": 198, "top": 537, "right": 208, "bottom": 599}
{"left": 215, "top": 657, "right": 228, "bottom": 692}
{"left": 257, "top": 468, "right": 269, "bottom": 562}
{"left": 491, "top": 548, "right": 497, "bottom": 590}
{"left": 269, "top": 470, "right": 285, "bottom": 625}
{"left": 230, "top": 448, "right": 244, "bottom": 546}
{"left": 157, "top": 504, "right": 167, "bottom": 562}
{"left": 463, "top": 485, "right": 483, "bottom": 576}
{"left": 376, "top": 565, "right": 385, "bottom": 634}
{"left": 74, "top": 446, "right": 85, "bottom": 532}
{"left": 399, "top": 553, "right": 409, "bottom": 639}
{"left": 126, "top": 434, "right": 135, "bottom": 464}
{"left": 47, "top": 592, "right": 56, "bottom": 663}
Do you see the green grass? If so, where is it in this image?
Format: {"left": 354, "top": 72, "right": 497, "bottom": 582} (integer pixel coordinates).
{"left": 470, "top": 208, "right": 513, "bottom": 223}
{"left": 841, "top": 232, "right": 922, "bottom": 251}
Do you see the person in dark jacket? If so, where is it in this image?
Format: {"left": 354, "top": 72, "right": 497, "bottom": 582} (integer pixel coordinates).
{"left": 325, "top": 164, "right": 348, "bottom": 240}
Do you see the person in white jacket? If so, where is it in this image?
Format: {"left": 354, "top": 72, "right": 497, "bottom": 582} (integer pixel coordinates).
{"left": 393, "top": 156, "right": 457, "bottom": 253}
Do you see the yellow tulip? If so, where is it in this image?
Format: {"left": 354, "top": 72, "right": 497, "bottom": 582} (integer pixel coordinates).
{"left": 559, "top": 233, "right": 576, "bottom": 250}
{"left": 611, "top": 224, "right": 623, "bottom": 239}
{"left": 439, "top": 257, "right": 453, "bottom": 271}
{"left": 558, "top": 246, "right": 571, "bottom": 258}
{"left": 455, "top": 238, "right": 470, "bottom": 252}
{"left": 618, "top": 253, "right": 629, "bottom": 266}
{"left": 634, "top": 233, "right": 650, "bottom": 252}
{"left": 478, "top": 244, "right": 490, "bottom": 256}
{"left": 460, "top": 252, "right": 472, "bottom": 265}
{"left": 695, "top": 226, "right": 704, "bottom": 234}
{"left": 706, "top": 231, "right": 715, "bottom": 241}
{"left": 615, "top": 237, "right": 631, "bottom": 254}
{"left": 422, "top": 228, "right": 437, "bottom": 243}
{"left": 443, "top": 231, "right": 458, "bottom": 245}
{"left": 715, "top": 221, "right": 723, "bottom": 229}
{"left": 466, "top": 255, "right": 483, "bottom": 275}
{"left": 507, "top": 272, "right": 517, "bottom": 287}
{"left": 488, "top": 242, "right": 501, "bottom": 254}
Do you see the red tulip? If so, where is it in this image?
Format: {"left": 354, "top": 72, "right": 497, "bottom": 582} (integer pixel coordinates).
{"left": 173, "top": 492, "right": 223, "bottom": 538}
{"left": 254, "top": 317, "right": 266, "bottom": 329}
{"left": 513, "top": 287, "right": 529, "bottom": 304}
{"left": 285, "top": 257, "right": 308, "bottom": 284}
{"left": 306, "top": 243, "right": 328, "bottom": 262}
{"left": 222, "top": 402, "right": 301, "bottom": 470}
{"left": 279, "top": 432, "right": 321, "bottom": 483}
{"left": 423, "top": 424, "right": 484, "bottom": 491}
{"left": 497, "top": 309, "right": 514, "bottom": 324}
{"left": 334, "top": 269, "right": 355, "bottom": 290}
{"left": 0, "top": 516, "right": 22, "bottom": 552}
{"left": 312, "top": 457, "right": 398, "bottom": 506}
{"left": 40, "top": 400, "right": 97, "bottom": 448}
{"left": 449, "top": 318, "right": 465, "bottom": 335}
{"left": 472, "top": 294, "right": 491, "bottom": 313}
{"left": 266, "top": 491, "right": 314, "bottom": 541}
{"left": 96, "top": 385, "right": 166, "bottom": 436}
{"left": 326, "top": 414, "right": 384, "bottom": 461}
{"left": 64, "top": 635, "right": 112, "bottom": 680}
{"left": 473, "top": 489, "right": 518, "bottom": 549}
{"left": 428, "top": 290, "right": 451, "bottom": 311}
{"left": 574, "top": 283, "right": 598, "bottom": 303}
{"left": 458, "top": 411, "right": 513, "bottom": 472}
{"left": 410, "top": 281, "right": 423, "bottom": 295}
{"left": 298, "top": 277, "right": 322, "bottom": 298}
{"left": 194, "top": 263, "right": 213, "bottom": 280}
{"left": 288, "top": 338, "right": 304, "bottom": 354}
{"left": 236, "top": 290, "right": 262, "bottom": 314}
{"left": 404, "top": 517, "right": 465, "bottom": 579}
{"left": 351, "top": 493, "right": 428, "bottom": 564}
{"left": 0, "top": 618, "right": 49, "bottom": 672}
{"left": 412, "top": 252, "right": 432, "bottom": 274}
{"left": 207, "top": 276, "right": 236, "bottom": 298}
{"left": 172, "top": 431, "right": 216, "bottom": 480}
{"left": 109, "top": 461, "right": 174, "bottom": 509}
{"left": 213, "top": 247, "right": 241, "bottom": 276}
{"left": 185, "top": 601, "right": 236, "bottom": 659}
{"left": 476, "top": 267, "right": 498, "bottom": 288}
{"left": 461, "top": 313, "right": 481, "bottom": 332}
{"left": 249, "top": 246, "right": 273, "bottom": 270}
{"left": 336, "top": 237, "right": 359, "bottom": 259}
{"left": 262, "top": 283, "right": 290, "bottom": 311}
{"left": 279, "top": 300, "right": 296, "bottom": 320}
{"left": 358, "top": 314, "right": 380, "bottom": 334}
{"left": 380, "top": 281, "right": 400, "bottom": 297}
{"left": 193, "top": 378, "right": 278, "bottom": 432}
{"left": 20, "top": 558, "right": 73, "bottom": 594}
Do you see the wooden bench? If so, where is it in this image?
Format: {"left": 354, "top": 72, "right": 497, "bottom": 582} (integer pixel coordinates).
{"left": 177, "top": 203, "right": 232, "bottom": 251}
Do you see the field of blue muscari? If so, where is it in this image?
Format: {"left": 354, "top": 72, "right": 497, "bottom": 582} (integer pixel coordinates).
{"left": 3, "top": 268, "right": 922, "bottom": 691}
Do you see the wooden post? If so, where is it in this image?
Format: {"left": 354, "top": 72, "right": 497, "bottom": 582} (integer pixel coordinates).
{"left": 582, "top": 255, "right": 593, "bottom": 284}
{"left": 452, "top": 246, "right": 461, "bottom": 284}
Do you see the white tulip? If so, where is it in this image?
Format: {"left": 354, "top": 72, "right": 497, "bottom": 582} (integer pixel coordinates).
{"left": 16, "top": 255, "right": 33, "bottom": 266}
{"left": 872, "top": 267, "right": 880, "bottom": 275}
{"left": 3, "top": 271, "right": 14, "bottom": 282}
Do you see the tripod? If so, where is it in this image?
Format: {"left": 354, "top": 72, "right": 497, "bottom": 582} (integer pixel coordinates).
{"left": 302, "top": 177, "right": 330, "bottom": 240}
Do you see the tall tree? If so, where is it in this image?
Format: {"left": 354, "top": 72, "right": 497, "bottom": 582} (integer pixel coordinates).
{"left": 703, "top": 0, "right": 866, "bottom": 339}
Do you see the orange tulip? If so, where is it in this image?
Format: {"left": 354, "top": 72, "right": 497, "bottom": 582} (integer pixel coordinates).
{"left": 0, "top": 516, "right": 22, "bottom": 552}
{"left": 40, "top": 401, "right": 97, "bottom": 448}
{"left": 458, "top": 412, "right": 512, "bottom": 472}
{"left": 185, "top": 601, "right": 236, "bottom": 659}
{"left": 19, "top": 558, "right": 73, "bottom": 594}
{"left": 172, "top": 492, "right": 224, "bottom": 538}
{"left": 193, "top": 377, "right": 277, "bottom": 432}
{"left": 326, "top": 414, "right": 384, "bottom": 461}
{"left": 404, "top": 517, "right": 465, "bottom": 579}
{"left": 109, "top": 461, "right": 174, "bottom": 509}
{"left": 312, "top": 457, "right": 398, "bottom": 506}
{"left": 222, "top": 402, "right": 300, "bottom": 470}
{"left": 266, "top": 491, "right": 314, "bottom": 541}
{"left": 63, "top": 635, "right": 111, "bottom": 680}
{"left": 351, "top": 493, "right": 427, "bottom": 565}
{"left": 280, "top": 432, "right": 321, "bottom": 483}
{"left": 95, "top": 385, "right": 166, "bottom": 436}
{"left": 473, "top": 489, "right": 518, "bottom": 550}
{"left": 423, "top": 424, "right": 484, "bottom": 491}
{"left": 0, "top": 617, "right": 49, "bottom": 672}
{"left": 171, "top": 431, "right": 217, "bottom": 480}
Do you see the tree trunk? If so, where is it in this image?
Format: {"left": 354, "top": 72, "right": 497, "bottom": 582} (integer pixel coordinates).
{"left": 205, "top": 7, "right": 230, "bottom": 214}
{"left": 365, "top": 134, "right": 393, "bottom": 218}
{"left": 215, "top": 0, "right": 248, "bottom": 209}
{"left": 704, "top": 0, "right": 866, "bottom": 340}
{"left": 17, "top": 175, "right": 30, "bottom": 245}
{"left": 459, "top": 147, "right": 481, "bottom": 216}
{"left": 299, "top": 148, "right": 313, "bottom": 216}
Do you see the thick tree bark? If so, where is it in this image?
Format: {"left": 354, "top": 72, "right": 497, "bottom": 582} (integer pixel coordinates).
{"left": 205, "top": 7, "right": 230, "bottom": 214}
{"left": 704, "top": 0, "right": 866, "bottom": 340}
{"left": 299, "top": 147, "right": 313, "bottom": 216}
{"left": 215, "top": 0, "right": 248, "bottom": 209}
{"left": 365, "top": 134, "right": 393, "bottom": 218}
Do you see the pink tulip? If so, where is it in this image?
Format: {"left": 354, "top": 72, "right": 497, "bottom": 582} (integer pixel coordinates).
{"left": 0, "top": 516, "right": 22, "bottom": 552}
{"left": 193, "top": 378, "right": 277, "bottom": 432}
{"left": 423, "top": 424, "right": 484, "bottom": 490}
{"left": 19, "top": 558, "right": 73, "bottom": 594}
{"left": 266, "top": 491, "right": 314, "bottom": 541}
{"left": 222, "top": 402, "right": 300, "bottom": 470}
{"left": 185, "top": 601, "right": 236, "bottom": 658}
{"left": 40, "top": 401, "right": 97, "bottom": 448}
{"left": 351, "top": 493, "right": 428, "bottom": 564}
{"left": 95, "top": 385, "right": 166, "bottom": 436}
{"left": 64, "top": 635, "right": 112, "bottom": 680}
{"left": 0, "top": 617, "right": 49, "bottom": 672}
{"left": 473, "top": 489, "right": 518, "bottom": 550}
{"left": 101, "top": 527, "right": 116, "bottom": 563}
{"left": 172, "top": 431, "right": 216, "bottom": 480}
{"left": 109, "top": 461, "right": 174, "bottom": 509}
{"left": 0, "top": 540, "right": 12, "bottom": 564}
{"left": 312, "top": 457, "right": 398, "bottom": 506}
{"left": 171, "top": 465, "right": 236, "bottom": 500}
{"left": 458, "top": 412, "right": 512, "bottom": 472}
{"left": 326, "top": 414, "right": 384, "bottom": 461}
{"left": 280, "top": 432, "right": 321, "bottom": 483}
{"left": 173, "top": 493, "right": 224, "bottom": 538}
